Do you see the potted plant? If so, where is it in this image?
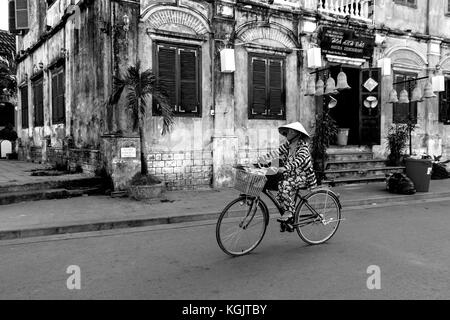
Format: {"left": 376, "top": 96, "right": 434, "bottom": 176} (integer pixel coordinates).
{"left": 386, "top": 123, "right": 409, "bottom": 166}
{"left": 108, "top": 61, "right": 174, "bottom": 200}
{"left": 311, "top": 110, "right": 338, "bottom": 184}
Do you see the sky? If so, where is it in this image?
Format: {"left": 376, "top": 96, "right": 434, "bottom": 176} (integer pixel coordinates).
{"left": 0, "top": 0, "right": 8, "bottom": 31}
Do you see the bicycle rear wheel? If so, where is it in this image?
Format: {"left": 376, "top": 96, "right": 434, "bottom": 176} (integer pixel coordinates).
{"left": 216, "top": 196, "right": 268, "bottom": 257}
{"left": 294, "top": 189, "right": 341, "bottom": 245}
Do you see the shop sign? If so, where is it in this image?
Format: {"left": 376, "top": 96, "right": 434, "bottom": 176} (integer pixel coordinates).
{"left": 121, "top": 147, "right": 137, "bottom": 158}
{"left": 320, "top": 26, "right": 375, "bottom": 60}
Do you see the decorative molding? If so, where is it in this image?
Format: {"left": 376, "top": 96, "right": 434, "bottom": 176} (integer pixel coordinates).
{"left": 141, "top": 6, "right": 211, "bottom": 36}
{"left": 385, "top": 46, "right": 428, "bottom": 66}
{"left": 235, "top": 22, "right": 298, "bottom": 49}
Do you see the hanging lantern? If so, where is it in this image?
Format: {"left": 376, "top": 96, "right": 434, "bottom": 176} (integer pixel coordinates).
{"left": 220, "top": 48, "right": 235, "bottom": 73}
{"left": 377, "top": 57, "right": 392, "bottom": 76}
{"left": 410, "top": 84, "right": 423, "bottom": 102}
{"left": 328, "top": 96, "right": 338, "bottom": 109}
{"left": 307, "top": 48, "right": 322, "bottom": 69}
{"left": 325, "top": 76, "right": 338, "bottom": 95}
{"left": 336, "top": 71, "right": 351, "bottom": 90}
{"left": 305, "top": 76, "right": 316, "bottom": 96}
{"left": 431, "top": 75, "right": 445, "bottom": 92}
{"left": 387, "top": 89, "right": 399, "bottom": 103}
{"left": 315, "top": 79, "right": 324, "bottom": 96}
{"left": 398, "top": 89, "right": 410, "bottom": 104}
{"left": 422, "top": 80, "right": 437, "bottom": 99}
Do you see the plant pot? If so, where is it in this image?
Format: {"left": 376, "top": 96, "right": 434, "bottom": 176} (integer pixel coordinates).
{"left": 337, "top": 128, "right": 349, "bottom": 146}
{"left": 128, "top": 182, "right": 166, "bottom": 200}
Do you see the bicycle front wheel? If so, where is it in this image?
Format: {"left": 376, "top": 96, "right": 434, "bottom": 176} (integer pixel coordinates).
{"left": 216, "top": 196, "right": 268, "bottom": 257}
{"left": 294, "top": 189, "right": 341, "bottom": 245}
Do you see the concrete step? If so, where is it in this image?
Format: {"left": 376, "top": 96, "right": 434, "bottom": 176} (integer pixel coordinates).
{"left": 324, "top": 166, "right": 405, "bottom": 180}
{"left": 327, "top": 152, "right": 374, "bottom": 162}
{"left": 0, "top": 177, "right": 108, "bottom": 194}
{"left": 322, "top": 175, "right": 390, "bottom": 186}
{"left": 0, "top": 185, "right": 106, "bottom": 206}
{"left": 326, "top": 159, "right": 388, "bottom": 171}
{"left": 327, "top": 145, "right": 372, "bottom": 154}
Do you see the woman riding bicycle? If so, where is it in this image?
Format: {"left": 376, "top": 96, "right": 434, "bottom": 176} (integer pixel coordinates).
{"left": 259, "top": 122, "right": 317, "bottom": 231}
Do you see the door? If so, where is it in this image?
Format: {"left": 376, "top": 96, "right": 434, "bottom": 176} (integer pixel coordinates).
{"left": 360, "top": 68, "right": 381, "bottom": 145}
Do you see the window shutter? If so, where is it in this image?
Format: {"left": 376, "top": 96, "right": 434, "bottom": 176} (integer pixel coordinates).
{"left": 179, "top": 49, "right": 198, "bottom": 113}
{"left": 57, "top": 69, "right": 65, "bottom": 123}
{"left": 440, "top": 79, "right": 450, "bottom": 124}
{"left": 33, "top": 79, "right": 44, "bottom": 127}
{"left": 268, "top": 59, "right": 284, "bottom": 116}
{"left": 52, "top": 72, "right": 58, "bottom": 123}
{"left": 156, "top": 46, "right": 177, "bottom": 112}
{"left": 8, "top": 0, "right": 18, "bottom": 34}
{"left": 21, "top": 86, "right": 28, "bottom": 128}
{"left": 15, "top": 0, "right": 29, "bottom": 30}
{"left": 251, "top": 57, "right": 267, "bottom": 115}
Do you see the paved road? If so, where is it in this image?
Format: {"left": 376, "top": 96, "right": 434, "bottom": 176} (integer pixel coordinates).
{"left": 0, "top": 199, "right": 449, "bottom": 300}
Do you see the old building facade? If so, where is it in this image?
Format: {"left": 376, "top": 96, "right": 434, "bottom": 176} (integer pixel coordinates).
{"left": 12, "top": 0, "right": 450, "bottom": 190}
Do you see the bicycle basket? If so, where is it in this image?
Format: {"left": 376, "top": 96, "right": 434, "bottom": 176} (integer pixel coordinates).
{"left": 234, "top": 169, "right": 267, "bottom": 197}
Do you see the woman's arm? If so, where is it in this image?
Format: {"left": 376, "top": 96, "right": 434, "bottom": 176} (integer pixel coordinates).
{"left": 283, "top": 145, "right": 312, "bottom": 174}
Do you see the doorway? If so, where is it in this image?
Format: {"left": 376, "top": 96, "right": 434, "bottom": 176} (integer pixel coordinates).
{"left": 328, "top": 65, "right": 360, "bottom": 145}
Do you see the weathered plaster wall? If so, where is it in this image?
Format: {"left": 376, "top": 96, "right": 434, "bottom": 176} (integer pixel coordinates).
{"left": 16, "top": 0, "right": 110, "bottom": 164}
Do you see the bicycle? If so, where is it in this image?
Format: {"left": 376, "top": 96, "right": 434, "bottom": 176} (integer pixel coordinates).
{"left": 216, "top": 165, "right": 343, "bottom": 257}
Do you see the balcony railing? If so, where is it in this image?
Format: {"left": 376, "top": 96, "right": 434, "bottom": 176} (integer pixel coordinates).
{"left": 257, "top": 0, "right": 373, "bottom": 22}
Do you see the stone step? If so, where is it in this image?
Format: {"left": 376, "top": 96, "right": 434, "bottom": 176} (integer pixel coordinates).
{"left": 326, "top": 159, "right": 388, "bottom": 171}
{"left": 0, "top": 186, "right": 104, "bottom": 206}
{"left": 327, "top": 145, "right": 372, "bottom": 154}
{"left": 327, "top": 152, "right": 374, "bottom": 162}
{"left": 0, "top": 177, "right": 108, "bottom": 194}
{"left": 324, "top": 166, "right": 405, "bottom": 180}
{"left": 322, "top": 175, "right": 390, "bottom": 187}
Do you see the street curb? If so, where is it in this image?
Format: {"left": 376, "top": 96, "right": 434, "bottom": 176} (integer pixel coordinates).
{"left": 1, "top": 191, "right": 450, "bottom": 241}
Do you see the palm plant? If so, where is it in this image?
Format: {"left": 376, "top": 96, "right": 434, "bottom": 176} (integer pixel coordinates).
{"left": 108, "top": 61, "right": 174, "bottom": 177}
{"left": 386, "top": 124, "right": 409, "bottom": 166}
{"left": 311, "top": 110, "right": 338, "bottom": 184}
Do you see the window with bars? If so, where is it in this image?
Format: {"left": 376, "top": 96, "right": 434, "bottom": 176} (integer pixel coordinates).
{"left": 394, "top": 0, "right": 417, "bottom": 7}
{"left": 248, "top": 55, "right": 286, "bottom": 120}
{"left": 393, "top": 72, "right": 418, "bottom": 124}
{"left": 33, "top": 76, "right": 44, "bottom": 127}
{"left": 439, "top": 78, "right": 450, "bottom": 125}
{"left": 20, "top": 85, "right": 29, "bottom": 129}
{"left": 51, "top": 66, "right": 65, "bottom": 124}
{"left": 153, "top": 43, "right": 201, "bottom": 117}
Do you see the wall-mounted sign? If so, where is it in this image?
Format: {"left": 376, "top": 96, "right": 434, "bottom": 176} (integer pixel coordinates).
{"left": 121, "top": 147, "right": 137, "bottom": 158}
{"left": 319, "top": 26, "right": 375, "bottom": 61}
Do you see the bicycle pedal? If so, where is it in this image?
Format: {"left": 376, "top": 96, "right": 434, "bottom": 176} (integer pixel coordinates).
{"left": 285, "top": 224, "right": 295, "bottom": 233}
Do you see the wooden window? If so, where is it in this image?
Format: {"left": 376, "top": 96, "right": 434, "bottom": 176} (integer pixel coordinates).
{"left": 51, "top": 66, "right": 65, "bottom": 124}
{"left": 153, "top": 43, "right": 201, "bottom": 117}
{"left": 393, "top": 72, "right": 418, "bottom": 124}
{"left": 248, "top": 55, "right": 285, "bottom": 120}
{"left": 13, "top": 0, "right": 29, "bottom": 30}
{"left": 394, "top": 0, "right": 416, "bottom": 7}
{"left": 439, "top": 78, "right": 450, "bottom": 125}
{"left": 33, "top": 77, "right": 44, "bottom": 127}
{"left": 20, "top": 85, "right": 28, "bottom": 129}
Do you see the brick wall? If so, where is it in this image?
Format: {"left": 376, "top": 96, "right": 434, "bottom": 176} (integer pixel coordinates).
{"left": 238, "top": 148, "right": 280, "bottom": 166}
{"left": 147, "top": 150, "right": 213, "bottom": 191}
{"left": 47, "top": 147, "right": 102, "bottom": 175}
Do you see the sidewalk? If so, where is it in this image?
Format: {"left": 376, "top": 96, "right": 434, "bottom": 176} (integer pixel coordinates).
{"left": 1, "top": 177, "right": 450, "bottom": 240}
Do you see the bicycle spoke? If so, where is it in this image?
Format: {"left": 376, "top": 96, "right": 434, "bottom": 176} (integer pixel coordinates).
{"left": 216, "top": 197, "right": 268, "bottom": 256}
{"left": 295, "top": 190, "right": 341, "bottom": 245}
